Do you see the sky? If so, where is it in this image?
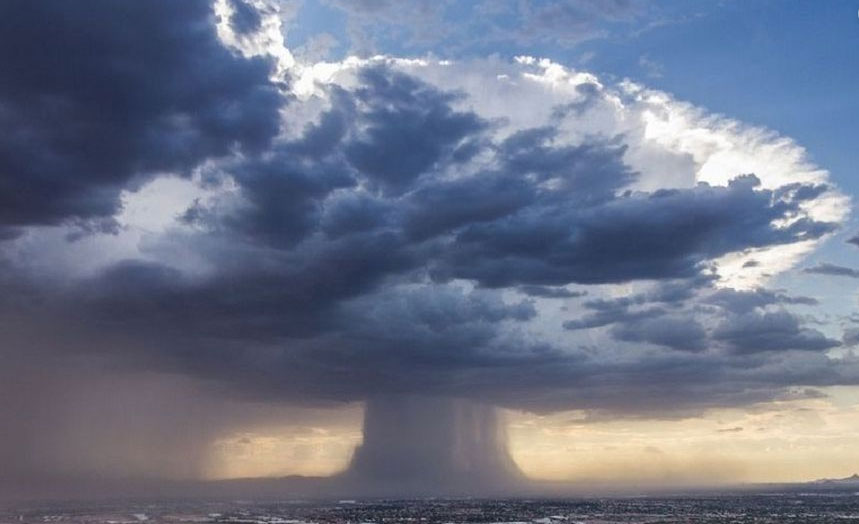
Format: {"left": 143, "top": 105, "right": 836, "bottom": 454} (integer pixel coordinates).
{"left": 1, "top": 0, "right": 859, "bottom": 497}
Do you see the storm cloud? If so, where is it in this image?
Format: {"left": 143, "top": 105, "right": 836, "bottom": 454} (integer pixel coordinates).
{"left": 0, "top": 0, "right": 282, "bottom": 228}
{"left": 23, "top": 63, "right": 840, "bottom": 408}
{"left": 0, "top": 0, "right": 855, "bottom": 492}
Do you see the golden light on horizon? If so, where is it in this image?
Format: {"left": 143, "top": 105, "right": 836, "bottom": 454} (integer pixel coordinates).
{"left": 203, "top": 405, "right": 364, "bottom": 480}
{"left": 510, "top": 386, "right": 859, "bottom": 484}
{"left": 204, "top": 387, "right": 859, "bottom": 485}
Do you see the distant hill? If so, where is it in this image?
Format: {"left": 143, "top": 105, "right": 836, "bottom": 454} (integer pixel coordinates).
{"left": 812, "top": 473, "right": 859, "bottom": 486}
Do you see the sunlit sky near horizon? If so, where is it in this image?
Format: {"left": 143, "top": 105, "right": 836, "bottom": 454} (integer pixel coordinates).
{"left": 205, "top": 388, "right": 859, "bottom": 485}
{"left": 2, "top": 0, "right": 859, "bottom": 494}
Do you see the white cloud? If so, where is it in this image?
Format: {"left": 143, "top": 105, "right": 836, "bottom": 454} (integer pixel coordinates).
{"left": 291, "top": 54, "right": 847, "bottom": 287}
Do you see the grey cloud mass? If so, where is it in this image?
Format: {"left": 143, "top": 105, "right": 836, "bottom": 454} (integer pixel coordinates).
{"left": 10, "top": 65, "right": 841, "bottom": 401}
{"left": 518, "top": 285, "right": 587, "bottom": 298}
{"left": 713, "top": 310, "right": 840, "bottom": 354}
{"left": 0, "top": 0, "right": 282, "bottom": 228}
{"left": 228, "top": 0, "right": 264, "bottom": 34}
{"left": 610, "top": 315, "right": 707, "bottom": 352}
{"left": 432, "top": 175, "right": 834, "bottom": 287}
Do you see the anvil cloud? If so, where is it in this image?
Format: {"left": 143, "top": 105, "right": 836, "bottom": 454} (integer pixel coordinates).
{"left": 0, "top": 0, "right": 855, "bottom": 490}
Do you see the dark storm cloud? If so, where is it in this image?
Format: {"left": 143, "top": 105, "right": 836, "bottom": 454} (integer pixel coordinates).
{"left": 0, "top": 227, "right": 23, "bottom": 241}
{"left": 610, "top": 315, "right": 707, "bottom": 352}
{"left": 182, "top": 67, "right": 490, "bottom": 247}
{"left": 497, "top": 127, "right": 635, "bottom": 204}
{"left": 180, "top": 69, "right": 833, "bottom": 295}
{"left": 707, "top": 288, "right": 820, "bottom": 313}
{"left": 77, "top": 231, "right": 423, "bottom": 342}
{"left": 432, "top": 175, "right": 835, "bottom": 287}
{"left": 563, "top": 301, "right": 666, "bottom": 330}
{"left": 0, "top": 0, "right": 282, "bottom": 228}
{"left": 344, "top": 68, "right": 487, "bottom": 195}
{"left": 225, "top": 150, "right": 354, "bottom": 247}
{"left": 0, "top": 3, "right": 853, "bottom": 489}
{"left": 518, "top": 285, "right": 586, "bottom": 298}
{"left": 228, "top": 0, "right": 263, "bottom": 34}
{"left": 402, "top": 170, "right": 535, "bottom": 241}
{"left": 562, "top": 284, "right": 825, "bottom": 354}
{"left": 843, "top": 328, "right": 859, "bottom": 347}
{"left": 561, "top": 279, "right": 712, "bottom": 332}
{"left": 321, "top": 193, "right": 394, "bottom": 238}
{"left": 455, "top": 346, "right": 854, "bottom": 416}
{"left": 848, "top": 234, "right": 859, "bottom": 248}
{"left": 560, "top": 279, "right": 710, "bottom": 350}
{"left": 803, "top": 262, "right": 859, "bottom": 278}
{"left": 713, "top": 310, "right": 840, "bottom": 353}
{"left": 1, "top": 55, "right": 845, "bottom": 412}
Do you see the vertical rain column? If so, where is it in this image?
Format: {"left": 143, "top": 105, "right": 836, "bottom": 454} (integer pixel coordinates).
{"left": 346, "top": 395, "right": 524, "bottom": 491}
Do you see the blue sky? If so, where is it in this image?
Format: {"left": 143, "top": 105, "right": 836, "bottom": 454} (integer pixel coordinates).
{"left": 584, "top": 1, "right": 859, "bottom": 194}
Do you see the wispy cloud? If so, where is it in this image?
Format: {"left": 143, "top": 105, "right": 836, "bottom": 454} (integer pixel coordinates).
{"left": 804, "top": 263, "right": 859, "bottom": 278}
